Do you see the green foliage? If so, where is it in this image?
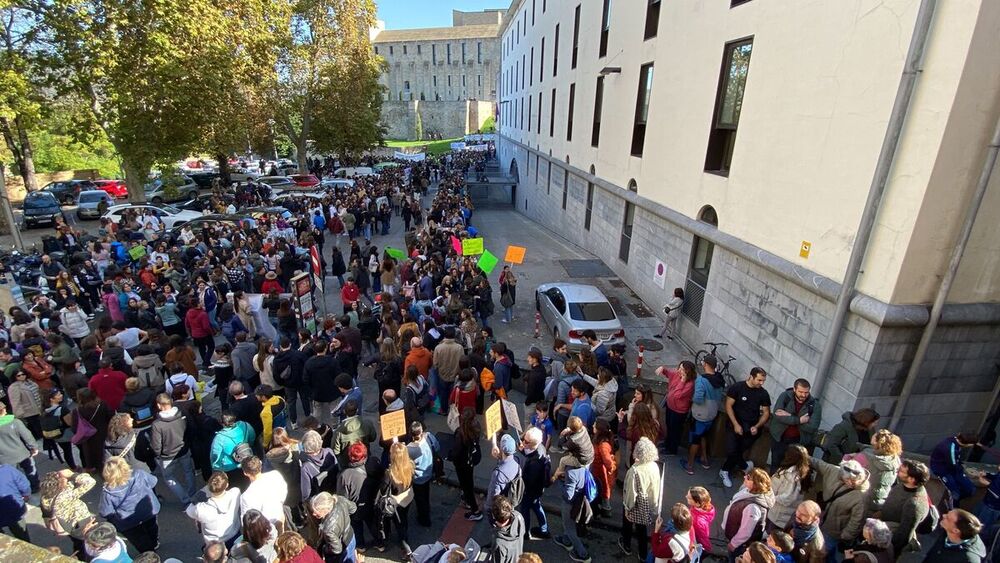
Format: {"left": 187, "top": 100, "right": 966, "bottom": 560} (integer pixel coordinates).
{"left": 413, "top": 109, "right": 423, "bottom": 141}
{"left": 386, "top": 137, "right": 461, "bottom": 156}
{"left": 480, "top": 115, "right": 496, "bottom": 133}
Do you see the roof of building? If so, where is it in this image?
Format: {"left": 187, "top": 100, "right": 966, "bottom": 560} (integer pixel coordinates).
{"left": 373, "top": 24, "right": 500, "bottom": 43}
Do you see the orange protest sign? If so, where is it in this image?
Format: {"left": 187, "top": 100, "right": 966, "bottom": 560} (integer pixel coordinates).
{"left": 485, "top": 399, "right": 503, "bottom": 438}
{"left": 380, "top": 410, "right": 407, "bottom": 440}
{"left": 504, "top": 245, "right": 526, "bottom": 264}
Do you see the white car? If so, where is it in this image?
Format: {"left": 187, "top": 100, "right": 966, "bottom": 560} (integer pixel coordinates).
{"left": 273, "top": 192, "right": 325, "bottom": 205}
{"left": 102, "top": 203, "right": 203, "bottom": 230}
{"left": 321, "top": 178, "right": 356, "bottom": 191}
{"left": 535, "top": 282, "right": 626, "bottom": 350}
{"left": 332, "top": 167, "right": 376, "bottom": 178}
{"left": 256, "top": 176, "right": 296, "bottom": 190}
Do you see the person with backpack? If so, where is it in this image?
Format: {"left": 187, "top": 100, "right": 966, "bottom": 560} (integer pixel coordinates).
{"left": 650, "top": 503, "right": 695, "bottom": 563}
{"left": 119, "top": 378, "right": 157, "bottom": 431}
{"left": 489, "top": 342, "right": 513, "bottom": 400}
{"left": 42, "top": 388, "right": 77, "bottom": 470}
{"left": 336, "top": 441, "right": 385, "bottom": 554}
{"left": 619, "top": 436, "right": 662, "bottom": 561}
{"left": 722, "top": 468, "right": 776, "bottom": 560}
{"left": 210, "top": 411, "right": 256, "bottom": 491}
{"left": 164, "top": 362, "right": 197, "bottom": 402}
{"left": 451, "top": 410, "right": 484, "bottom": 522}
{"left": 554, "top": 433, "right": 594, "bottom": 563}
{"left": 810, "top": 458, "right": 870, "bottom": 559}
{"left": 549, "top": 358, "right": 583, "bottom": 433}
{"left": 684, "top": 356, "right": 726, "bottom": 475}
{"left": 878, "top": 459, "right": 931, "bottom": 555}
{"left": 407, "top": 420, "right": 441, "bottom": 528}
{"left": 518, "top": 426, "right": 551, "bottom": 538}
{"left": 131, "top": 345, "right": 164, "bottom": 392}
{"left": 299, "top": 428, "right": 339, "bottom": 502}
{"left": 402, "top": 365, "right": 431, "bottom": 424}
{"left": 150, "top": 393, "right": 197, "bottom": 504}
{"left": 485, "top": 434, "right": 523, "bottom": 521}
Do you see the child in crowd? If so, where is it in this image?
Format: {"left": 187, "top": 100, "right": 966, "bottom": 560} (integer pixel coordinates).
{"left": 550, "top": 416, "right": 595, "bottom": 482}
{"left": 529, "top": 402, "right": 554, "bottom": 450}
{"left": 650, "top": 503, "right": 694, "bottom": 563}
{"left": 766, "top": 530, "right": 795, "bottom": 563}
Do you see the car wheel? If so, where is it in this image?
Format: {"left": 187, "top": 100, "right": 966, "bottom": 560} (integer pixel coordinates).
{"left": 76, "top": 211, "right": 84, "bottom": 221}
{"left": 187, "top": 191, "right": 198, "bottom": 200}
{"left": 152, "top": 197, "right": 163, "bottom": 204}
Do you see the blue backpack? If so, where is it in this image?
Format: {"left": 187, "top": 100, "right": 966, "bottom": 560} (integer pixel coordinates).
{"left": 583, "top": 469, "right": 598, "bottom": 503}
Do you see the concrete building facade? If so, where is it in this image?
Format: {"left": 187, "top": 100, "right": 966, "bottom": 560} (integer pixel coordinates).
{"left": 495, "top": 0, "right": 1000, "bottom": 450}
{"left": 373, "top": 9, "right": 503, "bottom": 140}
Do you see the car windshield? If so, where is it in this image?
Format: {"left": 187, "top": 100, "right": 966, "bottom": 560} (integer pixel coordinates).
{"left": 568, "top": 302, "right": 616, "bottom": 322}
{"left": 144, "top": 179, "right": 162, "bottom": 191}
{"left": 23, "top": 194, "right": 56, "bottom": 208}
{"left": 151, "top": 204, "right": 180, "bottom": 214}
{"left": 79, "top": 193, "right": 106, "bottom": 203}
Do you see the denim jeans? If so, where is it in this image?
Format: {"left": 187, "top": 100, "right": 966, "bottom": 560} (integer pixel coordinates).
{"left": 557, "top": 501, "right": 588, "bottom": 559}
{"left": 519, "top": 496, "right": 548, "bottom": 533}
{"left": 286, "top": 387, "right": 312, "bottom": 424}
{"left": 18, "top": 457, "right": 38, "bottom": 492}
{"left": 206, "top": 305, "right": 219, "bottom": 330}
{"left": 503, "top": 306, "right": 514, "bottom": 323}
{"left": 158, "top": 452, "right": 198, "bottom": 503}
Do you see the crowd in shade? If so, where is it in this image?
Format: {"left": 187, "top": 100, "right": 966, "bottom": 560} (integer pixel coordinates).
{"left": 0, "top": 146, "right": 993, "bottom": 563}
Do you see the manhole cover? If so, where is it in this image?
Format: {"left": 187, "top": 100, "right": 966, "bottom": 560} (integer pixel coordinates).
{"left": 635, "top": 338, "right": 664, "bottom": 351}
{"left": 626, "top": 302, "right": 655, "bottom": 318}
{"left": 608, "top": 279, "right": 627, "bottom": 288}
{"left": 559, "top": 259, "right": 615, "bottom": 278}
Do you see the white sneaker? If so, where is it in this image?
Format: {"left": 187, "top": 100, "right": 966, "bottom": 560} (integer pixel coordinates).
{"left": 720, "top": 470, "right": 732, "bottom": 488}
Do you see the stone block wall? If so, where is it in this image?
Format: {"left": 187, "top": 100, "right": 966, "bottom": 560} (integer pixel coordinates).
{"left": 500, "top": 139, "right": 1000, "bottom": 452}
{"left": 381, "top": 100, "right": 496, "bottom": 141}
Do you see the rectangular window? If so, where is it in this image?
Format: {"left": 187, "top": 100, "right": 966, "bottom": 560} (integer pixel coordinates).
{"left": 374, "top": 46, "right": 379, "bottom": 55}
{"left": 567, "top": 83, "right": 576, "bottom": 141}
{"left": 553, "top": 24, "right": 559, "bottom": 77}
{"left": 537, "top": 91, "right": 542, "bottom": 132}
{"left": 644, "top": 0, "right": 660, "bottom": 40}
{"left": 433, "top": 76, "right": 437, "bottom": 87}
{"left": 530, "top": 48, "right": 534, "bottom": 86}
{"left": 477, "top": 42, "right": 482, "bottom": 64}
{"left": 520, "top": 98, "right": 524, "bottom": 129}
{"left": 572, "top": 5, "right": 581, "bottom": 69}
{"left": 544, "top": 0, "right": 547, "bottom": 12}
{"left": 432, "top": 44, "right": 437, "bottom": 64}
{"left": 536, "top": 154, "right": 540, "bottom": 183}
{"left": 447, "top": 43, "right": 452, "bottom": 64}
{"left": 599, "top": 0, "right": 611, "bottom": 58}
{"left": 532, "top": 0, "right": 536, "bottom": 25}
{"left": 404, "top": 80, "right": 410, "bottom": 91}
{"left": 619, "top": 201, "right": 635, "bottom": 263}
{"left": 448, "top": 75, "right": 452, "bottom": 87}
{"left": 389, "top": 45, "right": 394, "bottom": 55}
{"left": 592, "top": 76, "right": 605, "bottom": 147}
{"left": 584, "top": 182, "right": 594, "bottom": 230}
{"left": 550, "top": 88, "right": 556, "bottom": 137}
{"left": 705, "top": 38, "right": 753, "bottom": 175}
{"left": 539, "top": 38, "right": 545, "bottom": 84}
{"left": 631, "top": 63, "right": 654, "bottom": 156}
{"left": 547, "top": 164, "right": 552, "bottom": 195}
{"left": 562, "top": 169, "right": 569, "bottom": 209}
{"left": 522, "top": 55, "right": 526, "bottom": 89}
{"left": 417, "top": 44, "right": 421, "bottom": 55}
{"left": 528, "top": 95, "right": 532, "bottom": 132}
{"left": 462, "top": 75, "right": 466, "bottom": 87}
{"left": 478, "top": 75, "right": 482, "bottom": 87}
{"left": 403, "top": 45, "right": 407, "bottom": 55}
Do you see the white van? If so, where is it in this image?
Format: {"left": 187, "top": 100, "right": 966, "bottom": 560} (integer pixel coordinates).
{"left": 332, "top": 167, "right": 376, "bottom": 178}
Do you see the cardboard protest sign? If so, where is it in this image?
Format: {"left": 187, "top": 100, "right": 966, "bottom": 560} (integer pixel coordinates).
{"left": 128, "top": 246, "right": 147, "bottom": 260}
{"left": 451, "top": 236, "right": 462, "bottom": 255}
{"left": 485, "top": 400, "right": 503, "bottom": 438}
{"left": 477, "top": 249, "right": 499, "bottom": 274}
{"left": 501, "top": 399, "right": 522, "bottom": 433}
{"left": 462, "top": 237, "right": 484, "bottom": 256}
{"left": 380, "top": 410, "right": 407, "bottom": 440}
{"left": 385, "top": 247, "right": 407, "bottom": 260}
{"left": 504, "top": 245, "right": 526, "bottom": 264}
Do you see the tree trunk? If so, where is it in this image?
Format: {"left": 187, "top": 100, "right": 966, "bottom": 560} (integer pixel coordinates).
{"left": 216, "top": 151, "right": 231, "bottom": 186}
{"left": 295, "top": 137, "right": 308, "bottom": 173}
{"left": 13, "top": 115, "right": 37, "bottom": 192}
{"left": 122, "top": 157, "right": 148, "bottom": 203}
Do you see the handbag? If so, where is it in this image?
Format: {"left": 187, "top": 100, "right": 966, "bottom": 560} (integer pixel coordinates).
{"left": 71, "top": 405, "right": 100, "bottom": 445}
{"left": 390, "top": 486, "right": 414, "bottom": 508}
{"left": 447, "top": 403, "right": 461, "bottom": 431}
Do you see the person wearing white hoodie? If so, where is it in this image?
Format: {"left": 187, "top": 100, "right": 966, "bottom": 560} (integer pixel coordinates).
{"left": 186, "top": 471, "right": 242, "bottom": 548}
{"left": 722, "top": 468, "right": 776, "bottom": 560}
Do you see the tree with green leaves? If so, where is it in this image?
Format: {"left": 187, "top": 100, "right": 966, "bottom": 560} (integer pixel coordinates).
{"left": 0, "top": 3, "right": 43, "bottom": 191}
{"left": 270, "top": 0, "right": 385, "bottom": 170}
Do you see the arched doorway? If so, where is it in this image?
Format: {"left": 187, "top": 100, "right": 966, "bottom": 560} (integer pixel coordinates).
{"left": 683, "top": 206, "right": 719, "bottom": 324}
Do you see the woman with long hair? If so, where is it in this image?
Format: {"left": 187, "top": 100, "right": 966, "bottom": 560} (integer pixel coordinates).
{"left": 73, "top": 387, "right": 112, "bottom": 472}
{"left": 372, "top": 338, "right": 403, "bottom": 396}
{"left": 577, "top": 348, "right": 598, "bottom": 378}
{"left": 620, "top": 402, "right": 662, "bottom": 458}
{"left": 274, "top": 530, "right": 324, "bottom": 563}
{"left": 451, "top": 409, "right": 483, "bottom": 520}
{"left": 104, "top": 412, "right": 150, "bottom": 473}
{"left": 376, "top": 441, "right": 415, "bottom": 556}
{"left": 723, "top": 469, "right": 775, "bottom": 559}
{"left": 766, "top": 444, "right": 814, "bottom": 530}
{"left": 661, "top": 360, "right": 697, "bottom": 457}
{"left": 211, "top": 343, "right": 234, "bottom": 410}
{"left": 581, "top": 366, "right": 619, "bottom": 428}
{"left": 254, "top": 338, "right": 280, "bottom": 395}
{"left": 231, "top": 509, "right": 278, "bottom": 562}
{"left": 276, "top": 299, "right": 299, "bottom": 348}
{"left": 265, "top": 428, "right": 302, "bottom": 525}
{"left": 591, "top": 418, "right": 618, "bottom": 517}
{"left": 860, "top": 429, "right": 903, "bottom": 513}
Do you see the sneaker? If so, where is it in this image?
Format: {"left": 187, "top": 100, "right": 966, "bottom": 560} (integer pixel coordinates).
{"left": 617, "top": 538, "right": 632, "bottom": 556}
{"left": 554, "top": 535, "right": 574, "bottom": 552}
{"left": 529, "top": 527, "right": 551, "bottom": 540}
{"left": 720, "top": 470, "right": 733, "bottom": 488}
{"left": 654, "top": 334, "right": 662, "bottom": 338}
{"left": 679, "top": 459, "right": 694, "bottom": 475}
{"left": 500, "top": 319, "right": 508, "bottom": 323}
{"left": 465, "top": 511, "right": 483, "bottom": 521}
{"left": 700, "top": 460, "right": 712, "bottom": 470}
{"left": 569, "top": 552, "right": 592, "bottom": 563}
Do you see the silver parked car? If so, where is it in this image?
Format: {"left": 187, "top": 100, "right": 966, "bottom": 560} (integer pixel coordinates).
{"left": 76, "top": 190, "right": 115, "bottom": 220}
{"left": 535, "top": 282, "right": 625, "bottom": 350}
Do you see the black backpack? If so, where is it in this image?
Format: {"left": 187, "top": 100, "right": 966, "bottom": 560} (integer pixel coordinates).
{"left": 503, "top": 349, "right": 522, "bottom": 380}
{"left": 501, "top": 470, "right": 525, "bottom": 507}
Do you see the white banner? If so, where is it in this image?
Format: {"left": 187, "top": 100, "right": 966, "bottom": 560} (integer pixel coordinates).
{"left": 466, "top": 144, "right": 488, "bottom": 152}
{"left": 394, "top": 151, "right": 425, "bottom": 161}
{"left": 464, "top": 134, "right": 497, "bottom": 142}
{"left": 450, "top": 142, "right": 467, "bottom": 151}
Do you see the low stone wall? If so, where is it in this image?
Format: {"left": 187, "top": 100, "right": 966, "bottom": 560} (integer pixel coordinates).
{"left": 381, "top": 100, "right": 494, "bottom": 141}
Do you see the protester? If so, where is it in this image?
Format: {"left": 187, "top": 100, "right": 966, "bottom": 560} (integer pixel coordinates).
{"left": 185, "top": 471, "right": 242, "bottom": 548}
{"left": 98, "top": 457, "right": 161, "bottom": 552}
{"left": 619, "top": 436, "right": 662, "bottom": 560}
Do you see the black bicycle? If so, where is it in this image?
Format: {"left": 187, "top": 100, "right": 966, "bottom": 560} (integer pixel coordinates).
{"left": 694, "top": 341, "right": 738, "bottom": 386}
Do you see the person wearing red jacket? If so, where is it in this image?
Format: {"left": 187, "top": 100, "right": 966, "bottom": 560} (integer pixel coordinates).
{"left": 340, "top": 277, "right": 360, "bottom": 313}
{"left": 88, "top": 360, "right": 128, "bottom": 410}
{"left": 185, "top": 301, "right": 215, "bottom": 372}
{"left": 261, "top": 271, "right": 284, "bottom": 294}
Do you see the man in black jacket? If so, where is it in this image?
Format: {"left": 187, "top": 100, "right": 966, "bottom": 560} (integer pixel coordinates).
{"left": 304, "top": 340, "right": 342, "bottom": 426}
{"left": 228, "top": 381, "right": 263, "bottom": 440}
{"left": 150, "top": 393, "right": 197, "bottom": 503}
{"left": 523, "top": 349, "right": 547, "bottom": 406}
{"left": 272, "top": 337, "right": 310, "bottom": 426}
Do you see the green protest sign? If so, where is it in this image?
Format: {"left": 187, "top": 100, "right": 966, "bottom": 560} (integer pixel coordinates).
{"left": 385, "top": 247, "right": 407, "bottom": 260}
{"left": 477, "top": 249, "right": 499, "bottom": 274}
{"left": 462, "top": 237, "right": 484, "bottom": 256}
{"left": 128, "top": 246, "right": 147, "bottom": 260}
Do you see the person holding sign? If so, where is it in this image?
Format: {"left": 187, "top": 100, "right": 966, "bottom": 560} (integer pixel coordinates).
{"left": 499, "top": 265, "right": 518, "bottom": 324}
{"left": 485, "top": 434, "right": 522, "bottom": 520}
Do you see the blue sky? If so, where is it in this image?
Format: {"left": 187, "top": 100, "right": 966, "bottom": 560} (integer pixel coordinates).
{"left": 376, "top": 0, "right": 509, "bottom": 29}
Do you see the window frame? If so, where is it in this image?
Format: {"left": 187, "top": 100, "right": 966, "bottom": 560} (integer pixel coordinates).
{"left": 566, "top": 83, "right": 576, "bottom": 141}
{"left": 591, "top": 76, "right": 605, "bottom": 148}
{"left": 631, "top": 62, "right": 654, "bottom": 157}
{"left": 644, "top": 0, "right": 661, "bottom": 40}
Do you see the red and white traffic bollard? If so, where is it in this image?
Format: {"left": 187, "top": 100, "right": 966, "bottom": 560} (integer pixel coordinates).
{"left": 636, "top": 344, "right": 645, "bottom": 378}
{"left": 534, "top": 311, "right": 540, "bottom": 339}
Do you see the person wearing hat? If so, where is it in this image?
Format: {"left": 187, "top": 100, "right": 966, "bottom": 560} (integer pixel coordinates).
{"left": 261, "top": 271, "right": 284, "bottom": 295}
{"left": 85, "top": 521, "right": 132, "bottom": 563}
{"left": 809, "top": 456, "right": 871, "bottom": 558}
{"left": 485, "top": 434, "right": 522, "bottom": 519}
{"left": 336, "top": 441, "right": 384, "bottom": 553}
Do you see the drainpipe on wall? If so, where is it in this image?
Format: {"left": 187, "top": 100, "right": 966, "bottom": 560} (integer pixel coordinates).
{"left": 812, "top": 0, "right": 938, "bottom": 399}
{"left": 889, "top": 107, "right": 1000, "bottom": 432}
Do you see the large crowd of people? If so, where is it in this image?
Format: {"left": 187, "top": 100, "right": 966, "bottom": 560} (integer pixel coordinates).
{"left": 0, "top": 146, "right": 993, "bottom": 563}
